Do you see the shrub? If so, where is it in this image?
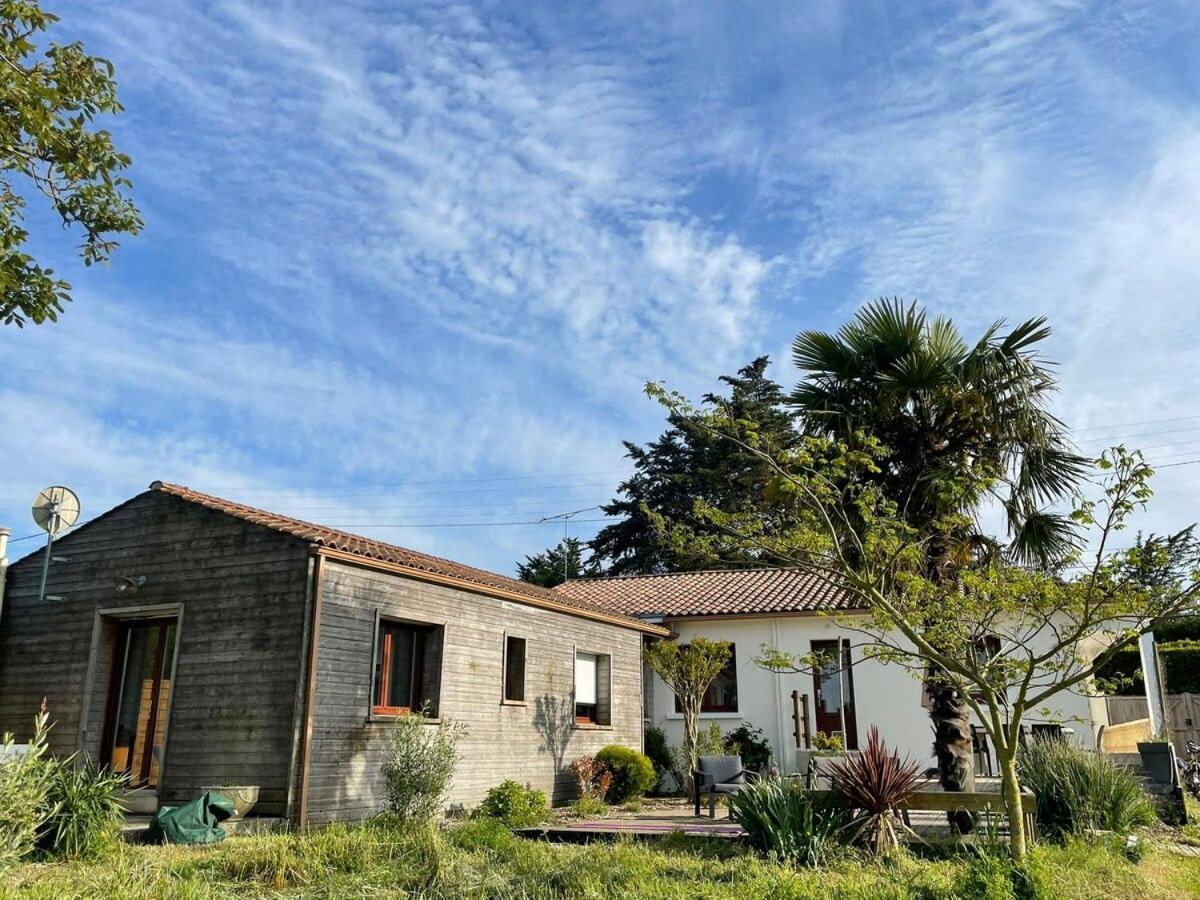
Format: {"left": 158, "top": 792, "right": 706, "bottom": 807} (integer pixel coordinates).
{"left": 724, "top": 724, "right": 771, "bottom": 772}
{"left": 381, "top": 710, "right": 467, "bottom": 824}
{"left": 727, "top": 778, "right": 845, "bottom": 867}
{"left": 39, "top": 755, "right": 126, "bottom": 860}
{"left": 569, "top": 795, "right": 607, "bottom": 817}
{"left": 568, "top": 755, "right": 611, "bottom": 807}
{"left": 594, "top": 746, "right": 656, "bottom": 803}
{"left": 1017, "top": 739, "right": 1155, "bottom": 838}
{"left": 0, "top": 704, "right": 55, "bottom": 869}
{"left": 474, "top": 780, "right": 547, "bottom": 829}
{"left": 811, "top": 731, "right": 844, "bottom": 754}
{"left": 696, "top": 722, "right": 725, "bottom": 757}
{"left": 643, "top": 725, "right": 680, "bottom": 789}
{"left": 827, "top": 726, "right": 925, "bottom": 856}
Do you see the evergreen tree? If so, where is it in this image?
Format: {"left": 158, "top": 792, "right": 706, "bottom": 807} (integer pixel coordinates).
{"left": 516, "top": 537, "right": 597, "bottom": 588}
{"left": 589, "top": 357, "right": 799, "bottom": 575}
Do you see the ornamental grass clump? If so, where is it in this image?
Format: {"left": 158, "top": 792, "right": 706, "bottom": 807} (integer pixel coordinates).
{"left": 827, "top": 726, "right": 926, "bottom": 856}
{"left": 1017, "top": 739, "right": 1155, "bottom": 838}
{"left": 727, "top": 777, "right": 846, "bottom": 867}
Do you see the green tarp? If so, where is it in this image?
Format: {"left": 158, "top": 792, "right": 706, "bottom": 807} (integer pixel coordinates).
{"left": 146, "top": 790, "right": 237, "bottom": 845}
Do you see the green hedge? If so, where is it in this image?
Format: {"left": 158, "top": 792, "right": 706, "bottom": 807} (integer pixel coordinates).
{"left": 1095, "top": 642, "right": 1200, "bottom": 696}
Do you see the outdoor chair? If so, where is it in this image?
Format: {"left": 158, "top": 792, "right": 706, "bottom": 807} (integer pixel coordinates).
{"left": 693, "top": 755, "right": 759, "bottom": 818}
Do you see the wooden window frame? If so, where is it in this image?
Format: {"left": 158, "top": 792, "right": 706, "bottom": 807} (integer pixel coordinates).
{"left": 371, "top": 616, "right": 431, "bottom": 718}
{"left": 502, "top": 633, "right": 527, "bottom": 705}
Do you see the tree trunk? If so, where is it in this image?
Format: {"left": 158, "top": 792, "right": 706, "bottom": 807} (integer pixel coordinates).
{"left": 997, "top": 750, "right": 1027, "bottom": 861}
{"left": 682, "top": 699, "right": 700, "bottom": 796}
{"left": 928, "top": 679, "right": 976, "bottom": 833}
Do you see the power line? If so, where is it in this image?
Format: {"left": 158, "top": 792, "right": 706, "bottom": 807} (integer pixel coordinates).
{"left": 1071, "top": 414, "right": 1200, "bottom": 434}
{"left": 1151, "top": 458, "right": 1200, "bottom": 470}
{"left": 1077, "top": 424, "right": 1200, "bottom": 446}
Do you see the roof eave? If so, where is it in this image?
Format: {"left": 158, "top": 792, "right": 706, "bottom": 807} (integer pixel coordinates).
{"left": 315, "top": 547, "right": 671, "bottom": 636}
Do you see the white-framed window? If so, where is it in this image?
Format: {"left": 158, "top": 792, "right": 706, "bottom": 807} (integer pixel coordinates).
{"left": 574, "top": 649, "right": 611, "bottom": 726}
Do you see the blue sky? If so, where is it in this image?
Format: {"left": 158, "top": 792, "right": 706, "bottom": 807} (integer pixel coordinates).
{"left": 3, "top": 0, "right": 1200, "bottom": 574}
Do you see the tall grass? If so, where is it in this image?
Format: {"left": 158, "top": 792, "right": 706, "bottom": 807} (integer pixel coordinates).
{"left": 1017, "top": 740, "right": 1155, "bottom": 838}
{"left": 2, "top": 816, "right": 1195, "bottom": 899}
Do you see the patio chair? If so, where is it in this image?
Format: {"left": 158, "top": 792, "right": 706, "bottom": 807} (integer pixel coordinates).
{"left": 692, "top": 755, "right": 759, "bottom": 818}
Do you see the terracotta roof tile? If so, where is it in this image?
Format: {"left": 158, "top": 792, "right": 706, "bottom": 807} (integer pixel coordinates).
{"left": 554, "top": 567, "right": 862, "bottom": 619}
{"left": 149, "top": 481, "right": 664, "bottom": 634}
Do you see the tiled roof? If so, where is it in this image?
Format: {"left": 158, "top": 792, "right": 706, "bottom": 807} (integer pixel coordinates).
{"left": 149, "top": 482, "right": 665, "bottom": 634}
{"left": 554, "top": 567, "right": 862, "bottom": 619}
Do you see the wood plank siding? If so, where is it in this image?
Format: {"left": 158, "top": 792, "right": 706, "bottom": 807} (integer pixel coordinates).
{"left": 305, "top": 560, "right": 645, "bottom": 824}
{"left": 0, "top": 491, "right": 311, "bottom": 817}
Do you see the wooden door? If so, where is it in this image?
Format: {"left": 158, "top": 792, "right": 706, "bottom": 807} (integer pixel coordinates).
{"left": 101, "top": 618, "right": 177, "bottom": 788}
{"left": 810, "top": 639, "right": 858, "bottom": 750}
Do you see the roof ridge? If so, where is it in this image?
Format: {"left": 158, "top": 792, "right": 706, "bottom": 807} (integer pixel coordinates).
{"left": 563, "top": 566, "right": 793, "bottom": 584}
{"left": 148, "top": 481, "right": 664, "bottom": 634}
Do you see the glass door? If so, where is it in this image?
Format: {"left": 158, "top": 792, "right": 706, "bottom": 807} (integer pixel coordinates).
{"left": 104, "top": 619, "right": 177, "bottom": 788}
{"left": 810, "top": 639, "right": 858, "bottom": 750}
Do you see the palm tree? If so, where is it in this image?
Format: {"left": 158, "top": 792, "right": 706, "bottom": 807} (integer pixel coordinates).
{"left": 790, "top": 299, "right": 1087, "bottom": 828}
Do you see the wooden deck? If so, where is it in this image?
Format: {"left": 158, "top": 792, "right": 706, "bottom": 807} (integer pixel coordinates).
{"left": 518, "top": 806, "right": 745, "bottom": 842}
{"left": 516, "top": 783, "right": 1028, "bottom": 844}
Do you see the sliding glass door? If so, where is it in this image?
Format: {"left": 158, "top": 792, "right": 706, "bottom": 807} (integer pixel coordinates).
{"left": 104, "top": 619, "right": 177, "bottom": 789}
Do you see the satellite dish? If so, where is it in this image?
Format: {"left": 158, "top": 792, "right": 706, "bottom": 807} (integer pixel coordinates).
{"left": 32, "top": 485, "right": 81, "bottom": 536}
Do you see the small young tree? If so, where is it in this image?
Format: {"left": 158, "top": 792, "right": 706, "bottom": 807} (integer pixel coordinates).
{"left": 643, "top": 637, "right": 731, "bottom": 792}
{"left": 644, "top": 384, "right": 1200, "bottom": 860}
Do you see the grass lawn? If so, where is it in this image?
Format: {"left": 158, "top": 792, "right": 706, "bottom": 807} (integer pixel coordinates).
{"left": 2, "top": 818, "right": 1199, "bottom": 899}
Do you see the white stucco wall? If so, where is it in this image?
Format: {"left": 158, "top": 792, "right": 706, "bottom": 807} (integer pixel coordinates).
{"left": 649, "top": 614, "right": 1109, "bottom": 773}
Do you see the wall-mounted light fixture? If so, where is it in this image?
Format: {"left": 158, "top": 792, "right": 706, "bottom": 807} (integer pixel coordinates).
{"left": 116, "top": 575, "right": 148, "bottom": 595}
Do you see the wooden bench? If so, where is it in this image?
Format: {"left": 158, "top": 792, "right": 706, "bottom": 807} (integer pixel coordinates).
{"left": 805, "top": 788, "right": 1038, "bottom": 839}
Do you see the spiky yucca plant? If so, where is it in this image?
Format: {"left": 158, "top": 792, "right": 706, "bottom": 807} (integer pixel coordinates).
{"left": 827, "top": 726, "right": 926, "bottom": 855}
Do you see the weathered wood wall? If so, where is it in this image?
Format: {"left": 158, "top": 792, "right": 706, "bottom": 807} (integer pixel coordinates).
{"left": 0, "top": 491, "right": 311, "bottom": 817}
{"left": 306, "top": 560, "right": 645, "bottom": 824}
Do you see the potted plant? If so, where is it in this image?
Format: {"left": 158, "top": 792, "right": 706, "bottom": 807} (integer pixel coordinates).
{"left": 200, "top": 784, "right": 260, "bottom": 820}
{"left": 1137, "top": 727, "right": 1177, "bottom": 786}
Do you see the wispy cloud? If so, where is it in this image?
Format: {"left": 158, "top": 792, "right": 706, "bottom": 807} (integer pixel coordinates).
{"left": 2, "top": 0, "right": 1198, "bottom": 569}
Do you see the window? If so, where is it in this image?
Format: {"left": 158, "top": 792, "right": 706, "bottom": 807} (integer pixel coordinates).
{"left": 673, "top": 644, "right": 739, "bottom": 714}
{"left": 974, "top": 635, "right": 1002, "bottom": 666}
{"left": 504, "top": 635, "right": 526, "bottom": 703}
{"left": 574, "top": 650, "right": 611, "bottom": 725}
{"left": 372, "top": 618, "right": 441, "bottom": 717}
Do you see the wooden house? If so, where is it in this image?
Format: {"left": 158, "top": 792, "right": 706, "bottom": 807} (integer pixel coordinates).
{"left": 0, "top": 483, "right": 665, "bottom": 825}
